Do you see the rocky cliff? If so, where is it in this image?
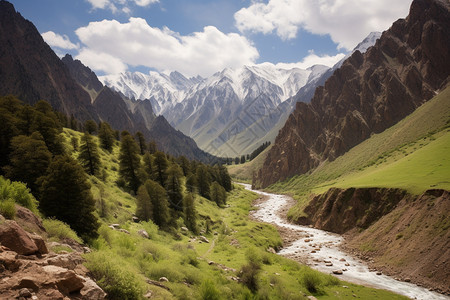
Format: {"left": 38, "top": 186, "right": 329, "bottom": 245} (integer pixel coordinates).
{"left": 0, "top": 206, "right": 106, "bottom": 299}
{"left": 254, "top": 0, "right": 450, "bottom": 188}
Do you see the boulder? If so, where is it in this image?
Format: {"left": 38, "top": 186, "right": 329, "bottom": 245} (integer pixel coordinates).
{"left": 159, "top": 277, "right": 169, "bottom": 282}
{"left": 138, "top": 229, "right": 149, "bottom": 239}
{"left": 42, "top": 265, "right": 84, "bottom": 294}
{"left": 15, "top": 205, "right": 45, "bottom": 232}
{"left": 28, "top": 233, "right": 48, "bottom": 255}
{"left": 80, "top": 277, "right": 107, "bottom": 299}
{"left": 46, "top": 252, "right": 84, "bottom": 270}
{"left": 0, "top": 250, "right": 21, "bottom": 271}
{"left": 132, "top": 216, "right": 139, "bottom": 223}
{"left": 199, "top": 236, "right": 210, "bottom": 243}
{"left": 332, "top": 270, "right": 343, "bottom": 275}
{"left": 0, "top": 220, "right": 38, "bottom": 255}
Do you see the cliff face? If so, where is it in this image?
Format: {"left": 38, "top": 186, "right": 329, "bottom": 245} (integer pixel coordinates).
{"left": 255, "top": 0, "right": 450, "bottom": 188}
{"left": 0, "top": 1, "right": 96, "bottom": 122}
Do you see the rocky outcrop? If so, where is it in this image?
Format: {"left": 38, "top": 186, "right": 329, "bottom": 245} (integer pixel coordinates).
{"left": 294, "top": 188, "right": 409, "bottom": 234}
{"left": 0, "top": 211, "right": 106, "bottom": 299}
{"left": 344, "top": 189, "right": 450, "bottom": 295}
{"left": 255, "top": 0, "right": 450, "bottom": 188}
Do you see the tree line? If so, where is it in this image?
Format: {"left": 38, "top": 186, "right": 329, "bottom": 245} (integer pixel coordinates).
{"left": 0, "top": 95, "right": 233, "bottom": 240}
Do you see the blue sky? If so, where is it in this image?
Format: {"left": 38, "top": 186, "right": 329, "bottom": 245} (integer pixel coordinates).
{"left": 9, "top": 0, "right": 412, "bottom": 77}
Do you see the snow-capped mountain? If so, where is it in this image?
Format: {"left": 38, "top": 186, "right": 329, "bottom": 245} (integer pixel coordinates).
{"left": 100, "top": 32, "right": 381, "bottom": 157}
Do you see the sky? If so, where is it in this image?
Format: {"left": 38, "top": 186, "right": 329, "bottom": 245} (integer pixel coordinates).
{"left": 9, "top": 0, "right": 412, "bottom": 78}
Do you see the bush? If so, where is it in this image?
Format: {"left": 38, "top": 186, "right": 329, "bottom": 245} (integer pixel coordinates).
{"left": 0, "top": 199, "right": 16, "bottom": 219}
{"left": 200, "top": 279, "right": 221, "bottom": 300}
{"left": 85, "top": 251, "right": 144, "bottom": 300}
{"left": 302, "top": 268, "right": 323, "bottom": 294}
{"left": 43, "top": 218, "right": 82, "bottom": 243}
{"left": 0, "top": 176, "right": 38, "bottom": 213}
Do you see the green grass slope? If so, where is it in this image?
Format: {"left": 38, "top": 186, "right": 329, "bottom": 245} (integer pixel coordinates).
{"left": 57, "top": 129, "right": 406, "bottom": 299}
{"left": 227, "top": 144, "right": 272, "bottom": 183}
{"left": 269, "top": 86, "right": 450, "bottom": 205}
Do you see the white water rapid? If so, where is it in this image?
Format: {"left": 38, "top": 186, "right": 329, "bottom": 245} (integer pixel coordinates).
{"left": 243, "top": 184, "right": 449, "bottom": 300}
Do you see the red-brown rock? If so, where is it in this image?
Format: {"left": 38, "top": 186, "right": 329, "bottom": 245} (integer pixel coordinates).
{"left": 0, "top": 220, "right": 38, "bottom": 255}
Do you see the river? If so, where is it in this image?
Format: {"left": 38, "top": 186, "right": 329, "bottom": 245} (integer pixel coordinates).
{"left": 242, "top": 184, "right": 449, "bottom": 300}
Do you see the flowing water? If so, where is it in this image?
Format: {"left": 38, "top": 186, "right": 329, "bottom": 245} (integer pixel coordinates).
{"left": 243, "top": 184, "right": 449, "bottom": 300}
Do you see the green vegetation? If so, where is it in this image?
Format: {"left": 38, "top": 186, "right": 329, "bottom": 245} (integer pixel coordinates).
{"left": 227, "top": 144, "right": 272, "bottom": 183}
{"left": 263, "top": 87, "right": 450, "bottom": 221}
{"left": 0, "top": 95, "right": 409, "bottom": 299}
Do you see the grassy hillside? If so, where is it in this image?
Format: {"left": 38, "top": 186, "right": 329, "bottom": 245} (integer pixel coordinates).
{"left": 268, "top": 86, "right": 450, "bottom": 212}
{"left": 227, "top": 145, "right": 272, "bottom": 183}
{"left": 57, "top": 129, "right": 407, "bottom": 299}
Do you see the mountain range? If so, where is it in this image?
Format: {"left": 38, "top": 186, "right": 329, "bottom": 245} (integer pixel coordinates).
{"left": 0, "top": 0, "right": 215, "bottom": 162}
{"left": 254, "top": 0, "right": 450, "bottom": 188}
{"left": 100, "top": 32, "right": 380, "bottom": 157}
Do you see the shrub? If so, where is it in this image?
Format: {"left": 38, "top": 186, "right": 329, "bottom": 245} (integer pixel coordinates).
{"left": 85, "top": 251, "right": 144, "bottom": 300}
{"left": 200, "top": 279, "right": 221, "bottom": 300}
{"left": 0, "top": 199, "right": 16, "bottom": 219}
{"left": 0, "top": 176, "right": 38, "bottom": 213}
{"left": 302, "top": 268, "right": 323, "bottom": 294}
{"left": 43, "top": 218, "right": 82, "bottom": 243}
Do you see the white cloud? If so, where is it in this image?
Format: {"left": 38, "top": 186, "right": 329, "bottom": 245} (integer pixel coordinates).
{"left": 41, "top": 31, "right": 79, "bottom": 50}
{"left": 272, "top": 51, "right": 346, "bottom": 69}
{"left": 75, "top": 18, "right": 259, "bottom": 77}
{"left": 235, "top": 0, "right": 411, "bottom": 50}
{"left": 86, "top": 0, "right": 158, "bottom": 13}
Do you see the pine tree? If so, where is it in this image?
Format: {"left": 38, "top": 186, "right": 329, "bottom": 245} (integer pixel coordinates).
{"left": 142, "top": 152, "right": 154, "bottom": 180}
{"left": 185, "top": 173, "right": 197, "bottom": 193}
{"left": 84, "top": 120, "right": 97, "bottom": 134}
{"left": 177, "top": 156, "right": 191, "bottom": 176}
{"left": 143, "top": 179, "right": 170, "bottom": 228}
{"left": 165, "top": 164, "right": 183, "bottom": 211}
{"left": 196, "top": 165, "right": 211, "bottom": 199}
{"left": 218, "top": 165, "right": 232, "bottom": 192}
{"left": 78, "top": 133, "right": 101, "bottom": 176}
{"left": 119, "top": 135, "right": 141, "bottom": 194}
{"left": 135, "top": 131, "right": 147, "bottom": 155}
{"left": 4, "top": 132, "right": 51, "bottom": 193}
{"left": 153, "top": 151, "right": 168, "bottom": 187}
{"left": 210, "top": 181, "right": 227, "bottom": 207}
{"left": 136, "top": 185, "right": 153, "bottom": 222}
{"left": 148, "top": 140, "right": 157, "bottom": 154}
{"left": 98, "top": 122, "right": 115, "bottom": 151}
{"left": 183, "top": 193, "right": 198, "bottom": 234}
{"left": 38, "top": 155, "right": 99, "bottom": 240}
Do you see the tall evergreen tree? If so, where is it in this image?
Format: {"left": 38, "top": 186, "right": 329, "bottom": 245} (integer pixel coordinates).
{"left": 148, "top": 140, "right": 157, "bottom": 154}
{"left": 98, "top": 122, "right": 115, "bottom": 151}
{"left": 136, "top": 185, "right": 153, "bottom": 222}
{"left": 153, "top": 151, "right": 168, "bottom": 187}
{"left": 177, "top": 156, "right": 191, "bottom": 176}
{"left": 4, "top": 132, "right": 51, "bottom": 193}
{"left": 218, "top": 165, "right": 232, "bottom": 192}
{"left": 135, "top": 131, "right": 147, "bottom": 155}
{"left": 165, "top": 164, "right": 184, "bottom": 211}
{"left": 78, "top": 133, "right": 101, "bottom": 176}
{"left": 183, "top": 194, "right": 198, "bottom": 234}
{"left": 196, "top": 165, "right": 211, "bottom": 199}
{"left": 143, "top": 179, "right": 170, "bottom": 228}
{"left": 142, "top": 152, "right": 154, "bottom": 180}
{"left": 84, "top": 120, "right": 97, "bottom": 134}
{"left": 119, "top": 135, "right": 141, "bottom": 194}
{"left": 210, "top": 181, "right": 227, "bottom": 207}
{"left": 38, "top": 155, "right": 99, "bottom": 240}
{"left": 185, "top": 173, "right": 197, "bottom": 194}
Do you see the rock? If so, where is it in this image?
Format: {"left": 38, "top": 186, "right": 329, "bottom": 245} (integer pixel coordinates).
{"left": 325, "top": 263, "right": 333, "bottom": 267}
{"left": 0, "top": 220, "right": 38, "bottom": 255}
{"left": 144, "top": 291, "right": 153, "bottom": 298}
{"left": 267, "top": 247, "right": 276, "bottom": 254}
{"left": 138, "top": 229, "right": 149, "bottom": 239}
{"left": 208, "top": 261, "right": 215, "bottom": 265}
{"left": 119, "top": 229, "right": 130, "bottom": 234}
{"left": 28, "top": 233, "right": 48, "bottom": 255}
{"left": 0, "top": 250, "right": 22, "bottom": 271}
{"left": 181, "top": 226, "right": 189, "bottom": 232}
{"left": 46, "top": 252, "right": 84, "bottom": 270}
{"left": 159, "top": 277, "right": 169, "bottom": 282}
{"left": 19, "top": 288, "right": 32, "bottom": 298}
{"left": 110, "top": 224, "right": 120, "bottom": 229}
{"left": 376, "top": 271, "right": 382, "bottom": 275}
{"left": 405, "top": 278, "right": 411, "bottom": 282}
{"left": 132, "top": 216, "right": 139, "bottom": 223}
{"left": 199, "top": 236, "right": 209, "bottom": 243}
{"left": 42, "top": 265, "right": 84, "bottom": 294}
{"left": 307, "top": 296, "right": 318, "bottom": 300}
{"left": 339, "top": 258, "right": 346, "bottom": 262}
{"left": 80, "top": 277, "right": 107, "bottom": 299}
{"left": 332, "top": 270, "right": 343, "bottom": 275}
